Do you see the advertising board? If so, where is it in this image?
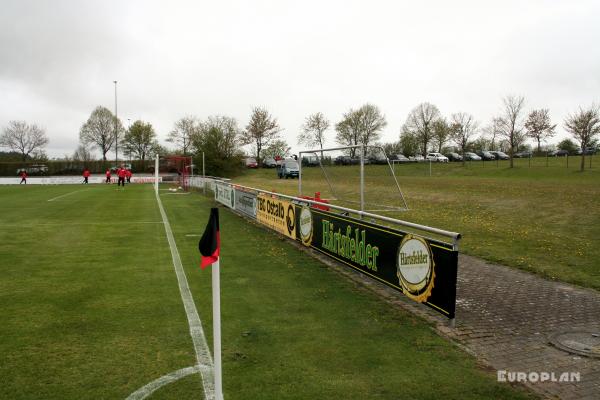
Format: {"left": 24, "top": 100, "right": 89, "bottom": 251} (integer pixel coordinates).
{"left": 296, "top": 205, "right": 458, "bottom": 318}
{"left": 234, "top": 189, "right": 257, "bottom": 218}
{"left": 257, "top": 194, "right": 296, "bottom": 240}
{"left": 215, "top": 182, "right": 235, "bottom": 208}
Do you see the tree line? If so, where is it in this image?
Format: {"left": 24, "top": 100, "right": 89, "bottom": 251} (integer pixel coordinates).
{"left": 1, "top": 96, "right": 599, "bottom": 173}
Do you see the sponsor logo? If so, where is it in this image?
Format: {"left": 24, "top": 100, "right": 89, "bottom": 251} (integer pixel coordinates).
{"left": 257, "top": 194, "right": 296, "bottom": 239}
{"left": 299, "top": 206, "right": 313, "bottom": 246}
{"left": 396, "top": 235, "right": 435, "bottom": 302}
{"left": 321, "top": 219, "right": 379, "bottom": 271}
{"left": 215, "top": 183, "right": 235, "bottom": 208}
{"left": 235, "top": 190, "right": 257, "bottom": 218}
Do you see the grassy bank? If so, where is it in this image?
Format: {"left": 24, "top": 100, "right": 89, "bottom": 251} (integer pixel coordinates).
{"left": 233, "top": 159, "right": 600, "bottom": 290}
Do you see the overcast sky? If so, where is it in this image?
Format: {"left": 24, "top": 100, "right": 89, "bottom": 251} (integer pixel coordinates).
{"left": 1, "top": 0, "right": 599, "bottom": 158}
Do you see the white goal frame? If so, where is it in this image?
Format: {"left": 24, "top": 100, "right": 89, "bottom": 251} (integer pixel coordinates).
{"left": 298, "top": 144, "right": 408, "bottom": 213}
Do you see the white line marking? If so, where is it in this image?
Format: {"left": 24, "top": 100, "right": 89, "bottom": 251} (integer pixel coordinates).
{"left": 185, "top": 234, "right": 201, "bottom": 237}
{"left": 47, "top": 189, "right": 91, "bottom": 202}
{"left": 155, "top": 190, "right": 215, "bottom": 399}
{"left": 126, "top": 365, "right": 200, "bottom": 400}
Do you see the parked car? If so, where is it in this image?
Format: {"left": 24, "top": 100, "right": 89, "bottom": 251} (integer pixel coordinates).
{"left": 262, "top": 157, "right": 277, "bottom": 168}
{"left": 334, "top": 155, "right": 352, "bottom": 165}
{"left": 513, "top": 151, "right": 532, "bottom": 158}
{"left": 426, "top": 152, "right": 449, "bottom": 162}
{"left": 393, "top": 154, "right": 412, "bottom": 163}
{"left": 464, "top": 152, "right": 482, "bottom": 161}
{"left": 446, "top": 152, "right": 463, "bottom": 162}
{"left": 478, "top": 151, "right": 496, "bottom": 161}
{"left": 548, "top": 149, "right": 569, "bottom": 157}
{"left": 574, "top": 147, "right": 597, "bottom": 155}
{"left": 301, "top": 156, "right": 319, "bottom": 167}
{"left": 244, "top": 157, "right": 258, "bottom": 168}
{"left": 489, "top": 151, "right": 509, "bottom": 160}
{"left": 368, "top": 155, "right": 388, "bottom": 164}
{"left": 409, "top": 154, "right": 425, "bottom": 162}
{"left": 277, "top": 159, "right": 300, "bottom": 179}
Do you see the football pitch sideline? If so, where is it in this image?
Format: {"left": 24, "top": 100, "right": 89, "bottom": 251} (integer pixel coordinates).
{"left": 0, "top": 184, "right": 534, "bottom": 399}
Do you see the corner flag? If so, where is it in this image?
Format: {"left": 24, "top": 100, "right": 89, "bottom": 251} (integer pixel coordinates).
{"left": 197, "top": 207, "right": 224, "bottom": 399}
{"left": 199, "top": 208, "right": 220, "bottom": 269}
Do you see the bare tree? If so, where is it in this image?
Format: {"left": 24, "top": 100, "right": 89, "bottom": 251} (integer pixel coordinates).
{"left": 80, "top": 106, "right": 123, "bottom": 161}
{"left": 450, "top": 112, "right": 478, "bottom": 166}
{"left": 496, "top": 95, "right": 526, "bottom": 168}
{"left": 0, "top": 120, "right": 49, "bottom": 161}
{"left": 262, "top": 139, "right": 291, "bottom": 159}
{"left": 123, "top": 120, "right": 157, "bottom": 168}
{"left": 197, "top": 115, "right": 241, "bottom": 159}
{"left": 432, "top": 118, "right": 450, "bottom": 152}
{"left": 482, "top": 117, "right": 503, "bottom": 151}
{"left": 564, "top": 105, "right": 600, "bottom": 172}
{"left": 402, "top": 103, "right": 441, "bottom": 156}
{"left": 359, "top": 104, "right": 387, "bottom": 150}
{"left": 335, "top": 109, "right": 363, "bottom": 157}
{"left": 335, "top": 104, "right": 386, "bottom": 157}
{"left": 72, "top": 145, "right": 95, "bottom": 162}
{"left": 241, "top": 107, "right": 282, "bottom": 162}
{"left": 298, "top": 112, "right": 329, "bottom": 157}
{"left": 525, "top": 109, "right": 556, "bottom": 153}
{"left": 167, "top": 116, "right": 198, "bottom": 155}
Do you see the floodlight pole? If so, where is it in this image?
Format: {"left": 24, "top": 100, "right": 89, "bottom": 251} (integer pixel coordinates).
{"left": 114, "top": 80, "right": 118, "bottom": 167}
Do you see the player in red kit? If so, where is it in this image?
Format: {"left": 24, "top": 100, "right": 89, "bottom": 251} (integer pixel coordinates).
{"left": 117, "top": 166, "right": 126, "bottom": 187}
{"left": 83, "top": 168, "right": 91, "bottom": 184}
{"left": 19, "top": 170, "right": 27, "bottom": 184}
{"left": 105, "top": 169, "right": 111, "bottom": 184}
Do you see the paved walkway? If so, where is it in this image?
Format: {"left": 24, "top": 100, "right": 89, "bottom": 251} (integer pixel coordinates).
{"left": 326, "top": 252, "right": 600, "bottom": 400}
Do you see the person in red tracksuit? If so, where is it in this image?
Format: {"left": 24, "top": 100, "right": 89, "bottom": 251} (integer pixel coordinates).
{"left": 19, "top": 170, "right": 27, "bottom": 184}
{"left": 83, "top": 168, "right": 91, "bottom": 184}
{"left": 105, "top": 169, "right": 111, "bottom": 184}
{"left": 125, "top": 168, "right": 132, "bottom": 183}
{"left": 117, "top": 166, "right": 126, "bottom": 187}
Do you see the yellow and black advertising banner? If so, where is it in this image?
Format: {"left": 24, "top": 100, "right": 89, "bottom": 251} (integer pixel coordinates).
{"left": 296, "top": 205, "right": 458, "bottom": 319}
{"left": 257, "top": 194, "right": 296, "bottom": 240}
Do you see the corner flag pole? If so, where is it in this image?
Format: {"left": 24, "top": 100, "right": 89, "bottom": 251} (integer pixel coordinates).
{"left": 213, "top": 258, "right": 223, "bottom": 400}
{"left": 199, "top": 208, "right": 223, "bottom": 399}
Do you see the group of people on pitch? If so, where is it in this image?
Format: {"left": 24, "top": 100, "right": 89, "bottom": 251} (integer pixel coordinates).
{"left": 17, "top": 168, "right": 133, "bottom": 186}
{"left": 103, "top": 167, "right": 132, "bottom": 186}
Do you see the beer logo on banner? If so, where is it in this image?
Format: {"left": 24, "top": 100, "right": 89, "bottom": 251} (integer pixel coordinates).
{"left": 396, "top": 235, "right": 435, "bottom": 303}
{"left": 286, "top": 204, "right": 296, "bottom": 236}
{"left": 299, "top": 206, "right": 313, "bottom": 246}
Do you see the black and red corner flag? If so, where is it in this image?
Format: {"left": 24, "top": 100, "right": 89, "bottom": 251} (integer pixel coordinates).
{"left": 198, "top": 208, "right": 220, "bottom": 269}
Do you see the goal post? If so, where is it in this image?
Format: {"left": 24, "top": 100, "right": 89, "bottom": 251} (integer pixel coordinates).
{"left": 298, "top": 145, "right": 408, "bottom": 213}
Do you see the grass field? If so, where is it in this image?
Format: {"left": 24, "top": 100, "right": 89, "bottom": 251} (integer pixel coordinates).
{"left": 234, "top": 157, "right": 600, "bottom": 290}
{"left": 0, "top": 183, "right": 535, "bottom": 399}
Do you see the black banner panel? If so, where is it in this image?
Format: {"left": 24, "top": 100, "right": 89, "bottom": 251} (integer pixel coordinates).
{"left": 296, "top": 205, "right": 458, "bottom": 319}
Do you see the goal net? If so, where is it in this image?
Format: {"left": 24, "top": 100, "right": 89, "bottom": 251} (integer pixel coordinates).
{"left": 163, "top": 156, "right": 192, "bottom": 191}
{"left": 298, "top": 145, "right": 408, "bottom": 213}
